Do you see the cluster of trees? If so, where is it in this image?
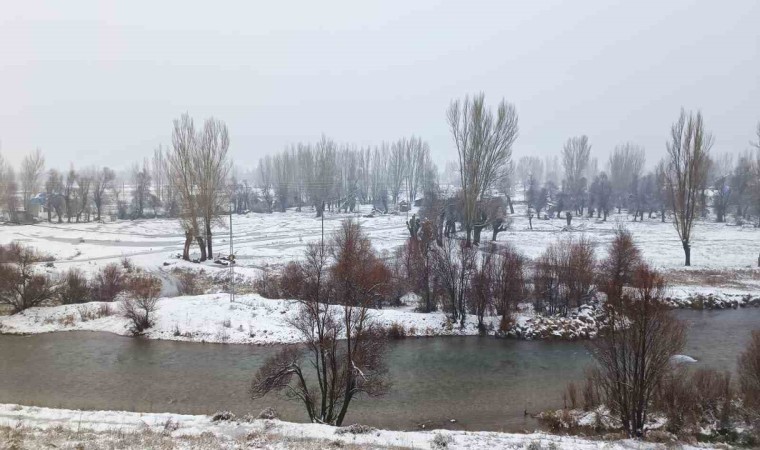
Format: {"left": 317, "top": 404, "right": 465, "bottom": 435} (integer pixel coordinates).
{"left": 515, "top": 112, "right": 760, "bottom": 266}
{"left": 569, "top": 227, "right": 760, "bottom": 440}
{"left": 0, "top": 243, "right": 161, "bottom": 335}
{"left": 252, "top": 135, "right": 437, "bottom": 216}
{"left": 167, "top": 114, "right": 232, "bottom": 262}
{"left": 251, "top": 219, "right": 391, "bottom": 426}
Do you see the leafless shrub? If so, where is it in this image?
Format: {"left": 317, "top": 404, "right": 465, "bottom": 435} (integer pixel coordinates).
{"left": 533, "top": 236, "right": 595, "bottom": 316}
{"left": 565, "top": 382, "right": 578, "bottom": 409}
{"left": 492, "top": 243, "right": 525, "bottom": 322}
{"left": 173, "top": 268, "right": 203, "bottom": 296}
{"left": 58, "top": 268, "right": 91, "bottom": 304}
{"left": 251, "top": 220, "right": 391, "bottom": 427}
{"left": 0, "top": 243, "right": 57, "bottom": 313}
{"left": 739, "top": 330, "right": 760, "bottom": 416}
{"left": 211, "top": 411, "right": 235, "bottom": 422}
{"left": 257, "top": 407, "right": 279, "bottom": 420}
{"left": 589, "top": 264, "right": 686, "bottom": 437}
{"left": 121, "top": 274, "right": 161, "bottom": 335}
{"left": 335, "top": 424, "right": 376, "bottom": 435}
{"left": 656, "top": 367, "right": 734, "bottom": 434}
{"left": 253, "top": 268, "right": 281, "bottom": 299}
{"left": 91, "top": 263, "right": 125, "bottom": 302}
{"left": 77, "top": 305, "right": 97, "bottom": 322}
{"left": 121, "top": 257, "right": 135, "bottom": 273}
{"left": 97, "top": 302, "right": 113, "bottom": 317}
{"left": 386, "top": 322, "right": 407, "bottom": 339}
{"left": 432, "top": 238, "right": 476, "bottom": 327}
{"left": 597, "top": 226, "right": 642, "bottom": 304}
{"left": 581, "top": 369, "right": 601, "bottom": 411}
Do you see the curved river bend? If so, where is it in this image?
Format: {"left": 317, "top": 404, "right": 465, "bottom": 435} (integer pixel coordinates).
{"left": 1, "top": 309, "right": 757, "bottom": 432}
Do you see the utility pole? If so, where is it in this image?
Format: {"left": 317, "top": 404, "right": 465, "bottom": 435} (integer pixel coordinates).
{"left": 321, "top": 200, "right": 325, "bottom": 250}
{"left": 229, "top": 199, "right": 235, "bottom": 303}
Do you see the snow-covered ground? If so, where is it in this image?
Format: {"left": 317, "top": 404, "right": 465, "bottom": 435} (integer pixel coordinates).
{"left": 0, "top": 403, "right": 697, "bottom": 450}
{"left": 1, "top": 202, "right": 758, "bottom": 284}
{"left": 0, "top": 205, "right": 411, "bottom": 281}
{"left": 3, "top": 288, "right": 757, "bottom": 344}
{"left": 0, "top": 293, "right": 585, "bottom": 344}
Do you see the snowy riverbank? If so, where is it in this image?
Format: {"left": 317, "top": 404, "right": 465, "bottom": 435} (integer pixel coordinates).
{"left": 0, "top": 403, "right": 701, "bottom": 450}
{"left": 2, "top": 286, "right": 758, "bottom": 345}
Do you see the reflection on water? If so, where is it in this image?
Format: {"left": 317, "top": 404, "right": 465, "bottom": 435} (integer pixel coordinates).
{"left": 0, "top": 308, "right": 757, "bottom": 432}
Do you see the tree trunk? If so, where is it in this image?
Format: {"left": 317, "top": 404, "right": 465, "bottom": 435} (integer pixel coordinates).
{"left": 197, "top": 236, "right": 207, "bottom": 261}
{"left": 205, "top": 221, "right": 213, "bottom": 258}
{"left": 507, "top": 195, "right": 514, "bottom": 214}
{"left": 183, "top": 230, "right": 192, "bottom": 261}
{"left": 682, "top": 241, "right": 691, "bottom": 266}
{"left": 473, "top": 225, "right": 484, "bottom": 245}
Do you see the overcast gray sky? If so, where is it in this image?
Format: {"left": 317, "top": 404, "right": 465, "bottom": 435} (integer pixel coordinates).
{"left": 1, "top": 0, "right": 758, "bottom": 172}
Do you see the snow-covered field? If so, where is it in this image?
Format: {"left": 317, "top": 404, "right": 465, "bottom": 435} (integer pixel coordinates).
{"left": 1, "top": 201, "right": 758, "bottom": 343}
{"left": 1, "top": 202, "right": 758, "bottom": 283}
{"left": 0, "top": 293, "right": 596, "bottom": 344}
{"left": 0, "top": 205, "right": 410, "bottom": 281}
{"left": 0, "top": 403, "right": 696, "bottom": 449}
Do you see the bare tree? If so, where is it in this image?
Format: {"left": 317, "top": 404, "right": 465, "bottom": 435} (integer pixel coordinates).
{"left": 196, "top": 117, "right": 231, "bottom": 257}
{"left": 664, "top": 109, "right": 713, "bottom": 266}
{"left": 257, "top": 155, "right": 274, "bottom": 213}
{"left": 44, "top": 169, "right": 63, "bottom": 223}
{"left": 432, "top": 237, "right": 476, "bottom": 326}
{"left": 152, "top": 145, "right": 166, "bottom": 205}
{"left": 590, "top": 263, "right": 686, "bottom": 437}
{"left": 0, "top": 153, "right": 18, "bottom": 221}
{"left": 92, "top": 167, "right": 115, "bottom": 221}
{"left": 121, "top": 273, "right": 161, "bottom": 335}
{"left": 251, "top": 221, "right": 390, "bottom": 426}
{"left": 608, "top": 143, "right": 645, "bottom": 213}
{"left": 388, "top": 139, "right": 406, "bottom": 205}
{"left": 491, "top": 243, "right": 525, "bottom": 330}
{"left": 562, "top": 136, "right": 592, "bottom": 216}
{"left": 20, "top": 148, "right": 45, "bottom": 213}
{"left": 75, "top": 169, "right": 93, "bottom": 222}
{"left": 63, "top": 166, "right": 77, "bottom": 223}
{"left": 169, "top": 114, "right": 205, "bottom": 261}
{"left": 131, "top": 160, "right": 151, "bottom": 219}
{"left": 0, "top": 243, "right": 56, "bottom": 313}
{"left": 447, "top": 93, "right": 519, "bottom": 246}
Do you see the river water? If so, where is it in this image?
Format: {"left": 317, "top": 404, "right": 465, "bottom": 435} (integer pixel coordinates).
{"left": 1, "top": 308, "right": 757, "bottom": 432}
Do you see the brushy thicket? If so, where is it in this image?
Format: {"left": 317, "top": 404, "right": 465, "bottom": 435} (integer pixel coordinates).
{"left": 121, "top": 273, "right": 162, "bottom": 335}
{"left": 0, "top": 243, "right": 57, "bottom": 313}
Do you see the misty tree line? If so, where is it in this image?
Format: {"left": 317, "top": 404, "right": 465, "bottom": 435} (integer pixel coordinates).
{"left": 248, "top": 135, "right": 438, "bottom": 216}
{"left": 516, "top": 124, "right": 760, "bottom": 229}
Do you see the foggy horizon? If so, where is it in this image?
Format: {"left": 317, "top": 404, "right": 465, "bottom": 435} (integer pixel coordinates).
{"left": 2, "top": 0, "right": 759, "bottom": 171}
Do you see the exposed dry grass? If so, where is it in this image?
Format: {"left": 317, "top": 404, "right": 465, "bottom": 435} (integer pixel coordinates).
{"left": 0, "top": 423, "right": 411, "bottom": 450}
{"left": 664, "top": 268, "right": 760, "bottom": 289}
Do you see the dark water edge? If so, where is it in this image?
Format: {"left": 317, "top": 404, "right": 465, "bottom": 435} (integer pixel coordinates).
{"left": 0, "top": 308, "right": 757, "bottom": 432}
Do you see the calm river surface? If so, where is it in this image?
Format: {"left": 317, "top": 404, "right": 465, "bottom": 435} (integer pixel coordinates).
{"left": 1, "top": 309, "right": 758, "bottom": 432}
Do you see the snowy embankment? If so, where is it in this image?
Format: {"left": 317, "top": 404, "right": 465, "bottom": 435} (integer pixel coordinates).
{"left": 3, "top": 285, "right": 759, "bottom": 344}
{"left": 664, "top": 288, "right": 760, "bottom": 310}
{"left": 0, "top": 293, "right": 607, "bottom": 344}
{"left": 0, "top": 403, "right": 691, "bottom": 450}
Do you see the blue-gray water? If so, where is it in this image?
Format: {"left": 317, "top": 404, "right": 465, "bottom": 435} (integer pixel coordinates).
{"left": 1, "top": 308, "right": 757, "bottom": 432}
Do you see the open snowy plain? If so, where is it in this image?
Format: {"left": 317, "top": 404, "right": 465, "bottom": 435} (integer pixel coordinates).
{"left": 1, "top": 203, "right": 758, "bottom": 343}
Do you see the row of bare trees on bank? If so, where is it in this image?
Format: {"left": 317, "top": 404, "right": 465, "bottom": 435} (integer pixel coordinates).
{"left": 251, "top": 219, "right": 391, "bottom": 426}
{"left": 252, "top": 135, "right": 437, "bottom": 216}
{"left": 566, "top": 227, "right": 760, "bottom": 439}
